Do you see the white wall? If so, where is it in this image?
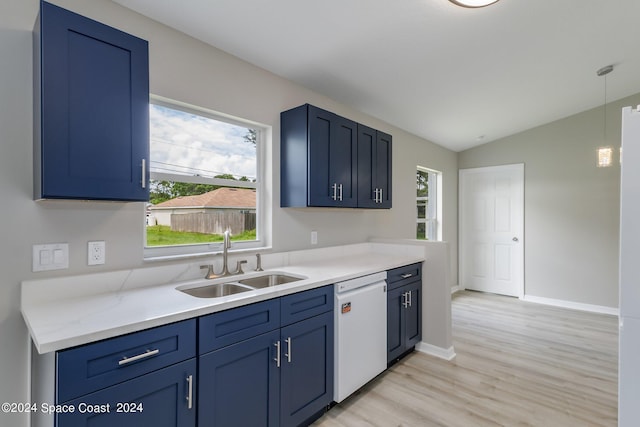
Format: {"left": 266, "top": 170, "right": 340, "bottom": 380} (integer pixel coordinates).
{"left": 459, "top": 93, "right": 640, "bottom": 309}
{"left": 0, "top": 1, "right": 458, "bottom": 425}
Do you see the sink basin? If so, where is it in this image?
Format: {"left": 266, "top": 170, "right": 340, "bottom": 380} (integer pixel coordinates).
{"left": 178, "top": 283, "right": 254, "bottom": 298}
{"left": 238, "top": 274, "right": 304, "bottom": 289}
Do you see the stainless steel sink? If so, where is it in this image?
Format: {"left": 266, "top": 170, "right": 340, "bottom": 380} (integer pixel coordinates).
{"left": 238, "top": 274, "right": 303, "bottom": 289}
{"left": 178, "top": 283, "right": 254, "bottom": 298}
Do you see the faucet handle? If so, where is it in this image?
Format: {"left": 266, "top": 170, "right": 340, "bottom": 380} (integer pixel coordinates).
{"left": 200, "top": 264, "right": 219, "bottom": 279}
{"left": 255, "top": 253, "right": 264, "bottom": 271}
{"left": 235, "top": 260, "right": 248, "bottom": 275}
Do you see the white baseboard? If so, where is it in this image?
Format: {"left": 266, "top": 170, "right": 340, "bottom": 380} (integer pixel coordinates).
{"left": 521, "top": 295, "right": 619, "bottom": 316}
{"left": 450, "top": 285, "right": 463, "bottom": 294}
{"left": 415, "top": 342, "right": 456, "bottom": 361}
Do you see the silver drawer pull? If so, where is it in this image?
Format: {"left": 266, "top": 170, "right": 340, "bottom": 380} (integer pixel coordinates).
{"left": 118, "top": 348, "right": 159, "bottom": 366}
{"left": 186, "top": 375, "right": 193, "bottom": 409}
{"left": 141, "top": 159, "right": 146, "bottom": 189}
{"left": 274, "top": 341, "right": 281, "bottom": 368}
{"left": 400, "top": 273, "right": 413, "bottom": 279}
{"left": 285, "top": 337, "right": 292, "bottom": 363}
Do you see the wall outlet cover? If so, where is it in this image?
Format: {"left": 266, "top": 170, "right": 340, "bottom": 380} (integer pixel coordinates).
{"left": 88, "top": 241, "right": 106, "bottom": 265}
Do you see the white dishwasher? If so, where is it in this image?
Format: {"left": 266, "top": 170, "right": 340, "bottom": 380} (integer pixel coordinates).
{"left": 334, "top": 271, "right": 387, "bottom": 403}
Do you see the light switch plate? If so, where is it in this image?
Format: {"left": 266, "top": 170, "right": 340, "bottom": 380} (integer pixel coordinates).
{"left": 88, "top": 241, "right": 105, "bottom": 265}
{"left": 311, "top": 231, "right": 318, "bottom": 245}
{"left": 33, "top": 243, "right": 69, "bottom": 272}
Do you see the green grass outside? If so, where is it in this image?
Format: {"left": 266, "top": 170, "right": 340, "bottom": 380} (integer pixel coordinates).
{"left": 146, "top": 225, "right": 256, "bottom": 247}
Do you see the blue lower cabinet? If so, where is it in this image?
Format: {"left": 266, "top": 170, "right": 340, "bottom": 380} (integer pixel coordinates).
{"left": 198, "top": 330, "right": 281, "bottom": 427}
{"left": 198, "top": 286, "right": 334, "bottom": 427}
{"left": 56, "top": 358, "right": 196, "bottom": 427}
{"left": 280, "top": 310, "right": 334, "bottom": 427}
{"left": 387, "top": 281, "right": 422, "bottom": 364}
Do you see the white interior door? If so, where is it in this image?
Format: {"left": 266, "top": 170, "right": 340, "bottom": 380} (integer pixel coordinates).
{"left": 459, "top": 164, "right": 524, "bottom": 297}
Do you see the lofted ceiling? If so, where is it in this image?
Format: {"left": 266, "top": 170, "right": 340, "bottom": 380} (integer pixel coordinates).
{"left": 113, "top": 0, "right": 640, "bottom": 152}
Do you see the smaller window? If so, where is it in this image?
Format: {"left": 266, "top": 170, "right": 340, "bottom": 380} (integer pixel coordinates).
{"left": 416, "top": 167, "right": 441, "bottom": 240}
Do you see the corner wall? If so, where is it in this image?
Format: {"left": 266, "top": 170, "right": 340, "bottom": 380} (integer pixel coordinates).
{"left": 459, "top": 93, "right": 640, "bottom": 308}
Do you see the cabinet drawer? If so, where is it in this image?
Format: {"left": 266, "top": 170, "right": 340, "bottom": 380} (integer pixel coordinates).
{"left": 387, "top": 263, "right": 422, "bottom": 290}
{"left": 199, "top": 299, "right": 280, "bottom": 354}
{"left": 281, "top": 285, "right": 334, "bottom": 326}
{"left": 57, "top": 358, "right": 196, "bottom": 427}
{"left": 57, "top": 319, "right": 196, "bottom": 403}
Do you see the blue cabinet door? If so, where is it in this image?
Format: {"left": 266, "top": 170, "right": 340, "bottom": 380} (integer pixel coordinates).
{"left": 387, "top": 281, "right": 422, "bottom": 364}
{"left": 375, "top": 130, "right": 393, "bottom": 208}
{"left": 404, "top": 282, "right": 422, "bottom": 349}
{"left": 56, "top": 359, "right": 196, "bottom": 427}
{"left": 280, "top": 311, "right": 334, "bottom": 427}
{"left": 36, "top": 1, "right": 149, "bottom": 201}
{"left": 308, "top": 105, "right": 358, "bottom": 207}
{"left": 387, "top": 286, "right": 406, "bottom": 363}
{"left": 357, "top": 125, "right": 392, "bottom": 208}
{"left": 198, "top": 330, "right": 281, "bottom": 427}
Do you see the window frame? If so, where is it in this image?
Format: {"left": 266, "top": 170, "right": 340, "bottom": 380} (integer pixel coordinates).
{"left": 144, "top": 95, "right": 269, "bottom": 260}
{"left": 416, "top": 167, "right": 442, "bottom": 241}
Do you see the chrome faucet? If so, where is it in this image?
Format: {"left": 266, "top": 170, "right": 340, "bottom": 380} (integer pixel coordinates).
{"left": 220, "top": 228, "right": 232, "bottom": 276}
{"left": 200, "top": 228, "right": 247, "bottom": 278}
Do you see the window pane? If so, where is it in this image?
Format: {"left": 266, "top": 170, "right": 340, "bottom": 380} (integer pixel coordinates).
{"left": 150, "top": 104, "right": 256, "bottom": 180}
{"left": 147, "top": 103, "right": 259, "bottom": 249}
{"left": 147, "top": 180, "right": 256, "bottom": 247}
{"left": 417, "top": 200, "right": 427, "bottom": 219}
{"left": 416, "top": 222, "right": 426, "bottom": 240}
{"left": 417, "top": 170, "right": 429, "bottom": 198}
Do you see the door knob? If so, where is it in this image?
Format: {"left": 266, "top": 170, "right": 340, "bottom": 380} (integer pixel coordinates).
{"left": 512, "top": 237, "right": 519, "bottom": 242}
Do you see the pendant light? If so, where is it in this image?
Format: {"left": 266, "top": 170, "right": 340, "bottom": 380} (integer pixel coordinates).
{"left": 596, "top": 64, "right": 614, "bottom": 167}
{"left": 449, "top": 0, "right": 500, "bottom": 8}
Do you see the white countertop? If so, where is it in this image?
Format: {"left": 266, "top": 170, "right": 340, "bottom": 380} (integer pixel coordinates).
{"left": 22, "top": 247, "right": 424, "bottom": 354}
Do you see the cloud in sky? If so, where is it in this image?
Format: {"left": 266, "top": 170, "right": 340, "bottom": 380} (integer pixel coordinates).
{"left": 150, "top": 104, "right": 256, "bottom": 180}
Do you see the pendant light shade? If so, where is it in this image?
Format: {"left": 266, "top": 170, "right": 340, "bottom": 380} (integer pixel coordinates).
{"left": 596, "top": 64, "right": 614, "bottom": 168}
{"left": 449, "top": 0, "right": 500, "bottom": 8}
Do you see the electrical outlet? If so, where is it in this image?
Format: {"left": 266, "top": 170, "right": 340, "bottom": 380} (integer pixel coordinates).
{"left": 88, "top": 241, "right": 105, "bottom": 265}
{"left": 311, "top": 231, "right": 318, "bottom": 245}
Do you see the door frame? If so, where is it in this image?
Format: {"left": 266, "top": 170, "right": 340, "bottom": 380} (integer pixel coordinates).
{"left": 459, "top": 163, "right": 524, "bottom": 298}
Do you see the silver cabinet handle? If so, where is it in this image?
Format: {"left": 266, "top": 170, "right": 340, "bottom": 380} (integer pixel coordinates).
{"left": 374, "top": 188, "right": 379, "bottom": 203}
{"left": 186, "top": 375, "right": 193, "bottom": 409}
{"left": 285, "top": 337, "right": 292, "bottom": 363}
{"left": 400, "top": 273, "right": 413, "bottom": 279}
{"left": 331, "top": 183, "right": 337, "bottom": 201}
{"left": 338, "top": 184, "right": 343, "bottom": 201}
{"left": 274, "top": 341, "right": 281, "bottom": 368}
{"left": 141, "top": 159, "right": 146, "bottom": 189}
{"left": 118, "top": 348, "right": 159, "bottom": 366}
{"left": 407, "top": 290, "right": 412, "bottom": 307}
{"left": 378, "top": 188, "right": 383, "bottom": 203}
{"left": 402, "top": 291, "right": 408, "bottom": 308}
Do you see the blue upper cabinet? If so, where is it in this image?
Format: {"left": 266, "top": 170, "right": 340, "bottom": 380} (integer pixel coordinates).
{"left": 34, "top": 1, "right": 149, "bottom": 201}
{"left": 281, "top": 104, "right": 358, "bottom": 207}
{"left": 281, "top": 104, "right": 391, "bottom": 209}
{"left": 357, "top": 124, "right": 392, "bottom": 208}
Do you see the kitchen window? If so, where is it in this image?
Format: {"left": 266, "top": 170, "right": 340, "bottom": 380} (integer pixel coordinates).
{"left": 416, "top": 167, "right": 441, "bottom": 240}
{"left": 144, "top": 96, "right": 266, "bottom": 258}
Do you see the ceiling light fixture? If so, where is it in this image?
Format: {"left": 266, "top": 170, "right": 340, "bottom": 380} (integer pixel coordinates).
{"left": 449, "top": 0, "right": 500, "bottom": 8}
{"left": 596, "top": 64, "right": 614, "bottom": 168}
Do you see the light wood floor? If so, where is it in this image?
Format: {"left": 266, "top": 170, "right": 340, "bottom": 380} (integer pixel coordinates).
{"left": 313, "top": 290, "right": 618, "bottom": 426}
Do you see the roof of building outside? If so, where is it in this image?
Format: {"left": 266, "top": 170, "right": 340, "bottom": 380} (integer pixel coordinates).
{"left": 151, "top": 187, "right": 256, "bottom": 209}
